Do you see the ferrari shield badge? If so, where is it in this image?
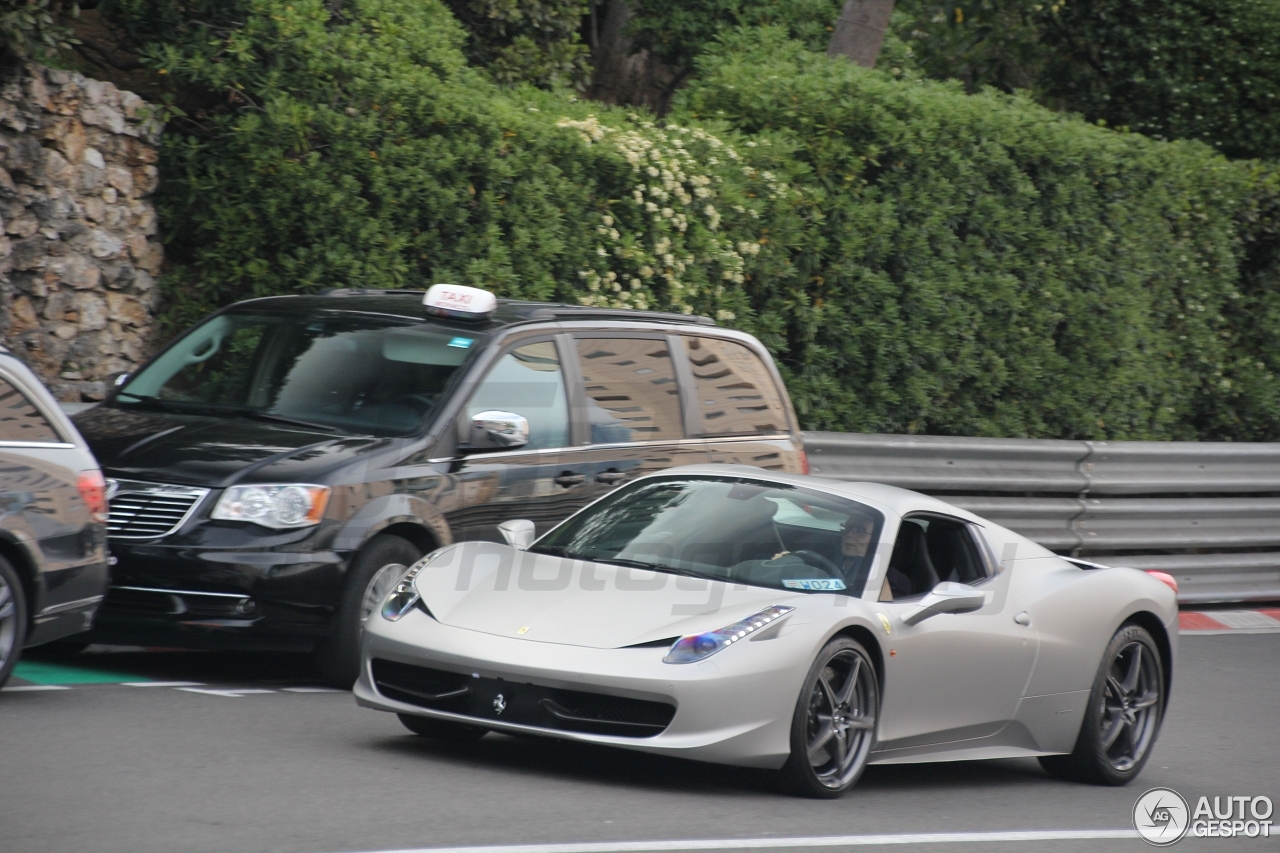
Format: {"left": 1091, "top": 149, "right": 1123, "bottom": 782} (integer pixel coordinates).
{"left": 877, "top": 613, "right": 892, "bottom": 634}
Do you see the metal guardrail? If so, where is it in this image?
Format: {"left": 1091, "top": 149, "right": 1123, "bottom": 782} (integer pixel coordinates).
{"left": 803, "top": 432, "right": 1280, "bottom": 604}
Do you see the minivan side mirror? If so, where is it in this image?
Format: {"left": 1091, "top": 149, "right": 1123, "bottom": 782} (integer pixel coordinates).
{"left": 900, "top": 581, "right": 987, "bottom": 626}
{"left": 498, "top": 519, "right": 536, "bottom": 550}
{"left": 467, "top": 410, "right": 530, "bottom": 450}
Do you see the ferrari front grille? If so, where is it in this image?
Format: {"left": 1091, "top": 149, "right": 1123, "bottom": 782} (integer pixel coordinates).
{"left": 371, "top": 658, "right": 675, "bottom": 738}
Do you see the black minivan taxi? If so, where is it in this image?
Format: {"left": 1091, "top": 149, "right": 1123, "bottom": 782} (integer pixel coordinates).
{"left": 72, "top": 285, "right": 807, "bottom": 685}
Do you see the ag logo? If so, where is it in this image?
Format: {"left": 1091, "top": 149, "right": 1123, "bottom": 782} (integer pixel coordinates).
{"left": 1134, "top": 787, "right": 1190, "bottom": 846}
{"left": 492, "top": 693, "right": 507, "bottom": 715}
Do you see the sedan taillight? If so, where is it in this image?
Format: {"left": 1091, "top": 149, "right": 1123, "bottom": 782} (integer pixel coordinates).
{"left": 77, "top": 470, "right": 109, "bottom": 523}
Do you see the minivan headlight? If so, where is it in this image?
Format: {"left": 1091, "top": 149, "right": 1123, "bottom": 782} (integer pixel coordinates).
{"left": 663, "top": 605, "right": 795, "bottom": 664}
{"left": 212, "top": 484, "right": 331, "bottom": 529}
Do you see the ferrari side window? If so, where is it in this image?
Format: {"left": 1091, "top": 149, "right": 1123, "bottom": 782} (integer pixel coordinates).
{"left": 881, "top": 515, "right": 988, "bottom": 602}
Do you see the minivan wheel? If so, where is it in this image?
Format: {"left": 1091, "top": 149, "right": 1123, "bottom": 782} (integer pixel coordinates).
{"left": 314, "top": 534, "right": 423, "bottom": 689}
{"left": 0, "top": 556, "right": 30, "bottom": 688}
{"left": 780, "top": 637, "right": 879, "bottom": 798}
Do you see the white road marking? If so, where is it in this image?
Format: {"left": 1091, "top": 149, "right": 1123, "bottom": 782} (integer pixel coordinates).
{"left": 176, "top": 688, "right": 276, "bottom": 697}
{"left": 123, "top": 681, "right": 204, "bottom": 687}
{"left": 283, "top": 686, "right": 346, "bottom": 693}
{"left": 1208, "top": 610, "right": 1280, "bottom": 630}
{"left": 2, "top": 684, "right": 71, "bottom": 692}
{"left": 346, "top": 829, "right": 1139, "bottom": 853}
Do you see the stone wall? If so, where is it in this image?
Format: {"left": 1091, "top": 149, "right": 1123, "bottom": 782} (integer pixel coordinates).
{"left": 0, "top": 63, "right": 164, "bottom": 402}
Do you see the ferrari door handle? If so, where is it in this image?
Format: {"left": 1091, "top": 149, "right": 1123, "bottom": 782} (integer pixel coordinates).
{"left": 554, "top": 472, "right": 586, "bottom": 487}
{"left": 596, "top": 470, "right": 626, "bottom": 484}
{"left": 1014, "top": 611, "right": 1031, "bottom": 626}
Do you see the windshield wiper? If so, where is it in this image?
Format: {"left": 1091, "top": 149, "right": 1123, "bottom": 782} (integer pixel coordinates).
{"left": 526, "top": 544, "right": 585, "bottom": 560}
{"left": 114, "top": 393, "right": 228, "bottom": 416}
{"left": 115, "top": 394, "right": 339, "bottom": 432}
{"left": 527, "top": 548, "right": 726, "bottom": 583}
{"left": 589, "top": 556, "right": 719, "bottom": 581}
{"left": 233, "top": 409, "right": 338, "bottom": 432}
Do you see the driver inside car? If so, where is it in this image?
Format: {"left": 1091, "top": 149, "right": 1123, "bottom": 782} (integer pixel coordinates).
{"left": 839, "top": 510, "right": 883, "bottom": 593}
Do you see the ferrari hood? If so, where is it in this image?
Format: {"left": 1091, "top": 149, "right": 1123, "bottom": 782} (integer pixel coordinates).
{"left": 414, "top": 544, "right": 800, "bottom": 649}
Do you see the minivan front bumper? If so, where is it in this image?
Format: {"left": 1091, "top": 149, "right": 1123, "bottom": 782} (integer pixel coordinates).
{"left": 90, "top": 541, "right": 350, "bottom": 650}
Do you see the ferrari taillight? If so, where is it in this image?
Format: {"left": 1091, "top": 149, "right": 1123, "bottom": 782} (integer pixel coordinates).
{"left": 1145, "top": 570, "right": 1178, "bottom": 594}
{"left": 77, "top": 470, "right": 109, "bottom": 524}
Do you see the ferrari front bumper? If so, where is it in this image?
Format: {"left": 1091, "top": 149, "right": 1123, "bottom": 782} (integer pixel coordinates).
{"left": 354, "top": 606, "right": 818, "bottom": 769}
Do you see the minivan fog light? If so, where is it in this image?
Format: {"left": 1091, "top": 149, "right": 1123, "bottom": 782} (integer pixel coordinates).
{"left": 212, "top": 484, "right": 331, "bottom": 529}
{"left": 663, "top": 605, "right": 795, "bottom": 664}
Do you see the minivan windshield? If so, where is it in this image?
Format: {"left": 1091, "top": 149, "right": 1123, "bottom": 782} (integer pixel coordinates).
{"left": 531, "top": 476, "right": 885, "bottom": 596}
{"left": 114, "top": 310, "right": 480, "bottom": 437}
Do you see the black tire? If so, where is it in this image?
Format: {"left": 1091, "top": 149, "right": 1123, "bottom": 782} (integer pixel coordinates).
{"left": 397, "top": 713, "right": 488, "bottom": 741}
{"left": 1039, "top": 624, "right": 1166, "bottom": 786}
{"left": 0, "top": 556, "right": 29, "bottom": 688}
{"left": 314, "top": 534, "right": 423, "bottom": 689}
{"left": 779, "top": 637, "right": 879, "bottom": 798}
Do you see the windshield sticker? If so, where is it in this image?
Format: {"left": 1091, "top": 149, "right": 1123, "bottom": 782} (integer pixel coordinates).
{"left": 447, "top": 337, "right": 474, "bottom": 349}
{"left": 783, "top": 578, "right": 847, "bottom": 591}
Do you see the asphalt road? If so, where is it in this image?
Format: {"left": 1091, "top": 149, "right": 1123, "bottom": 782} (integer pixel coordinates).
{"left": 1, "top": 633, "right": 1276, "bottom": 853}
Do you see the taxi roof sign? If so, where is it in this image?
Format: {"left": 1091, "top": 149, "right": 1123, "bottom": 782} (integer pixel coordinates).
{"left": 423, "top": 284, "right": 497, "bottom": 320}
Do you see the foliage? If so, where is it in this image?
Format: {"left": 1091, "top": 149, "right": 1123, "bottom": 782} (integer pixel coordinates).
{"left": 626, "top": 0, "right": 843, "bottom": 73}
{"left": 0, "top": 0, "right": 78, "bottom": 64}
{"left": 895, "top": 0, "right": 1280, "bottom": 160}
{"left": 440, "top": 0, "right": 591, "bottom": 89}
{"left": 95, "top": 0, "right": 772, "bottom": 333}
{"left": 91, "top": 1, "right": 1280, "bottom": 440}
{"left": 678, "top": 30, "right": 1280, "bottom": 439}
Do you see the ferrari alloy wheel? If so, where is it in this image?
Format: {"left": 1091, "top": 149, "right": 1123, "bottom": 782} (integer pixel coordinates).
{"left": 314, "top": 535, "right": 423, "bottom": 689}
{"left": 0, "top": 556, "right": 29, "bottom": 688}
{"left": 397, "top": 713, "right": 489, "bottom": 741}
{"left": 1040, "top": 624, "right": 1165, "bottom": 786}
{"left": 781, "top": 637, "right": 879, "bottom": 798}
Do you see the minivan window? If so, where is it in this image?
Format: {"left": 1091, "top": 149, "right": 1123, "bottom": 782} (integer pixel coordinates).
{"left": 467, "top": 341, "right": 569, "bottom": 450}
{"left": 687, "top": 337, "right": 788, "bottom": 436}
{"left": 577, "top": 338, "right": 684, "bottom": 444}
{"left": 114, "top": 311, "right": 476, "bottom": 437}
{"left": 0, "top": 377, "right": 61, "bottom": 443}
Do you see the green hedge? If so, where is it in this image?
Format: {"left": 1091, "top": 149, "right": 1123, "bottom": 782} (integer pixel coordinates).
{"left": 680, "top": 31, "right": 1280, "bottom": 439}
{"left": 100, "top": 0, "right": 781, "bottom": 331}
{"left": 99, "top": 2, "right": 1280, "bottom": 440}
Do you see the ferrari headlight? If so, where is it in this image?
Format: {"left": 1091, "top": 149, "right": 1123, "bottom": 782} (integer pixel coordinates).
{"left": 663, "top": 605, "right": 795, "bottom": 665}
{"left": 211, "top": 484, "right": 330, "bottom": 529}
{"left": 381, "top": 560, "right": 428, "bottom": 622}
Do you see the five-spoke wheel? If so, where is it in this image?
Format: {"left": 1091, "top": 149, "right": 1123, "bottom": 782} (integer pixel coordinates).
{"left": 1040, "top": 623, "right": 1166, "bottom": 785}
{"left": 782, "top": 637, "right": 879, "bottom": 798}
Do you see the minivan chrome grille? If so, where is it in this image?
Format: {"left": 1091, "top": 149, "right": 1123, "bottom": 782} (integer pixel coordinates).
{"left": 107, "top": 483, "right": 209, "bottom": 539}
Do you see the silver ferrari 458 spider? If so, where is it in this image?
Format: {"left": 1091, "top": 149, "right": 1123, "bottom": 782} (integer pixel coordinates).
{"left": 354, "top": 467, "right": 1178, "bottom": 797}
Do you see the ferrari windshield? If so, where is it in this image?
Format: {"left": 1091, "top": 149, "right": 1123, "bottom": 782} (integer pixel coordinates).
{"left": 113, "top": 310, "right": 480, "bottom": 437}
{"left": 532, "top": 476, "right": 885, "bottom": 595}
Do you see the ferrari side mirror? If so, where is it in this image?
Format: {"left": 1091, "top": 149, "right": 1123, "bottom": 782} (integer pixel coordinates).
{"left": 900, "top": 582, "right": 987, "bottom": 626}
{"left": 498, "top": 518, "right": 536, "bottom": 550}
